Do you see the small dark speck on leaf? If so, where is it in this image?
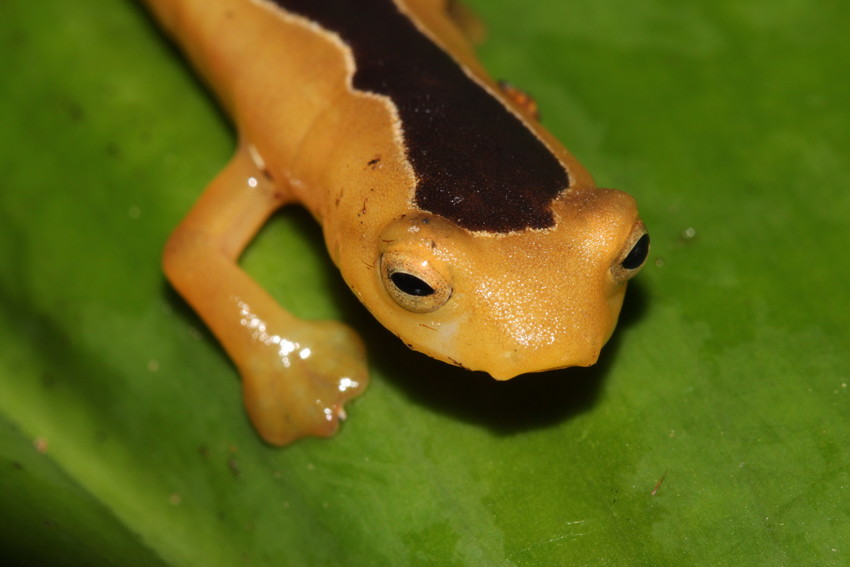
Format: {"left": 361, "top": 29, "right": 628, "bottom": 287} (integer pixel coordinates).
{"left": 651, "top": 470, "right": 668, "bottom": 496}
{"left": 105, "top": 142, "right": 121, "bottom": 157}
{"left": 228, "top": 458, "right": 241, "bottom": 479}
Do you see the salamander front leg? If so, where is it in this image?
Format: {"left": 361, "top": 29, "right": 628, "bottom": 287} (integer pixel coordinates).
{"left": 163, "top": 147, "right": 367, "bottom": 446}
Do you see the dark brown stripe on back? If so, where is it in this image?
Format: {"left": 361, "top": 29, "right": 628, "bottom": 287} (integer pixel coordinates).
{"left": 270, "top": 0, "right": 569, "bottom": 232}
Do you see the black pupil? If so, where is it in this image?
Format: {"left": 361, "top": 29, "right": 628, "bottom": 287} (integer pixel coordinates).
{"left": 390, "top": 272, "right": 435, "bottom": 296}
{"left": 622, "top": 233, "right": 650, "bottom": 270}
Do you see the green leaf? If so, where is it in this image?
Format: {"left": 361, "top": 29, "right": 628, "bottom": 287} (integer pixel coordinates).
{"left": 2, "top": 0, "right": 849, "bottom": 564}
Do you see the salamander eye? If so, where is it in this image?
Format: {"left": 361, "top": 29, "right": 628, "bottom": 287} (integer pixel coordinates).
{"left": 390, "top": 272, "right": 435, "bottom": 296}
{"left": 622, "top": 233, "right": 650, "bottom": 270}
{"left": 611, "top": 223, "right": 650, "bottom": 282}
{"left": 381, "top": 252, "right": 452, "bottom": 313}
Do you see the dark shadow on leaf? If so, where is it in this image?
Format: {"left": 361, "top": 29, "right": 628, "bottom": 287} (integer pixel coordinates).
{"left": 358, "top": 278, "right": 651, "bottom": 437}
{"left": 618, "top": 278, "right": 650, "bottom": 329}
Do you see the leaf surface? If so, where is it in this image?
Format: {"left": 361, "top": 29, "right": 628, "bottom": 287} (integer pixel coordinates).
{"left": 1, "top": 0, "right": 848, "bottom": 564}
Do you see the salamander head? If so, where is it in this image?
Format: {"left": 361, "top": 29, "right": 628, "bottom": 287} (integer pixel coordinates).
{"left": 356, "top": 186, "right": 648, "bottom": 379}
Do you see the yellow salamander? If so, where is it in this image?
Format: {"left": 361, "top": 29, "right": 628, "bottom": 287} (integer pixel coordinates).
{"left": 143, "top": 0, "right": 650, "bottom": 445}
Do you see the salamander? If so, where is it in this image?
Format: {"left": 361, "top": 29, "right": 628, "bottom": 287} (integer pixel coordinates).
{"left": 142, "top": 0, "right": 650, "bottom": 445}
